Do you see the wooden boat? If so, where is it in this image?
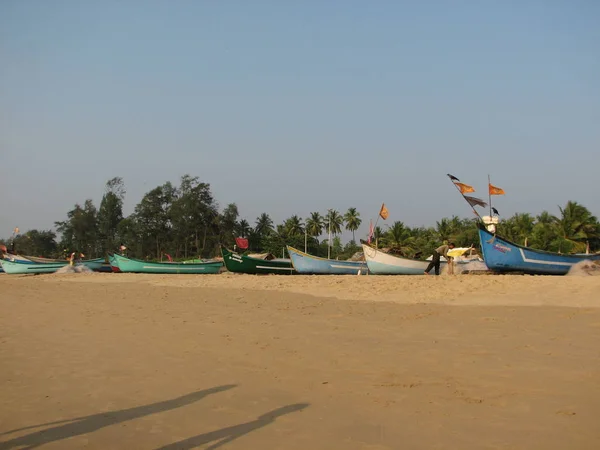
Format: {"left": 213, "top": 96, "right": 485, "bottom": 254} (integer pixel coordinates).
{"left": 286, "top": 246, "right": 368, "bottom": 275}
{"left": 221, "top": 247, "right": 295, "bottom": 274}
{"left": 108, "top": 254, "right": 122, "bottom": 272}
{"left": 477, "top": 222, "right": 600, "bottom": 275}
{"left": 24, "top": 255, "right": 64, "bottom": 263}
{"left": 0, "top": 257, "right": 105, "bottom": 274}
{"left": 361, "top": 243, "right": 446, "bottom": 275}
{"left": 2, "top": 253, "right": 32, "bottom": 262}
{"left": 112, "top": 253, "right": 222, "bottom": 274}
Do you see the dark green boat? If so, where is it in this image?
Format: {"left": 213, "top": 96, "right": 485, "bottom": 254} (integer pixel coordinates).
{"left": 221, "top": 247, "right": 296, "bottom": 275}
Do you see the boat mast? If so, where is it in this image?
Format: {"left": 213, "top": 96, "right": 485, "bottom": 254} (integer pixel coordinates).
{"left": 327, "top": 209, "right": 332, "bottom": 259}
{"left": 488, "top": 174, "right": 493, "bottom": 219}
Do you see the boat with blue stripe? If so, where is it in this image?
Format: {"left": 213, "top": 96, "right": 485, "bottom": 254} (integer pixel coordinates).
{"left": 477, "top": 222, "right": 600, "bottom": 275}
{"left": 286, "top": 246, "right": 368, "bottom": 275}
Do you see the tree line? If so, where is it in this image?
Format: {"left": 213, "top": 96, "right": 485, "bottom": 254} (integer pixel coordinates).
{"left": 2, "top": 175, "right": 599, "bottom": 260}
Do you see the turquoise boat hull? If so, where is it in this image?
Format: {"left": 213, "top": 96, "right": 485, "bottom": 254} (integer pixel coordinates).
{"left": 0, "top": 258, "right": 105, "bottom": 274}
{"left": 108, "top": 254, "right": 122, "bottom": 272}
{"left": 113, "top": 254, "right": 222, "bottom": 274}
{"left": 287, "top": 246, "right": 368, "bottom": 275}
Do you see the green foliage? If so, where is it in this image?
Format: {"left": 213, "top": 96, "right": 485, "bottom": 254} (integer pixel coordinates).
{"left": 97, "top": 177, "right": 125, "bottom": 254}
{"left": 305, "top": 212, "right": 324, "bottom": 240}
{"left": 10, "top": 230, "right": 58, "bottom": 257}
{"left": 325, "top": 209, "right": 343, "bottom": 236}
{"left": 6, "top": 174, "right": 598, "bottom": 261}
{"left": 55, "top": 199, "right": 99, "bottom": 256}
{"left": 344, "top": 207, "right": 362, "bottom": 243}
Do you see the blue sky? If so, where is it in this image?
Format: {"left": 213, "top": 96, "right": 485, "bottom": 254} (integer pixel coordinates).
{"left": 1, "top": 0, "right": 599, "bottom": 240}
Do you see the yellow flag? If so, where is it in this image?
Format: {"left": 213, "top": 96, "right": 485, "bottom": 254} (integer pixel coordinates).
{"left": 379, "top": 203, "right": 389, "bottom": 220}
{"left": 489, "top": 184, "right": 505, "bottom": 195}
{"left": 454, "top": 182, "right": 475, "bottom": 194}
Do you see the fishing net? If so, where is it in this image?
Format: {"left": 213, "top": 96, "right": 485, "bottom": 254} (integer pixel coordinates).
{"left": 54, "top": 264, "right": 94, "bottom": 274}
{"left": 566, "top": 260, "right": 600, "bottom": 276}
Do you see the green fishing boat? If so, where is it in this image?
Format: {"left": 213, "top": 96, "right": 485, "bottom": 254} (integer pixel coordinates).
{"left": 112, "top": 254, "right": 222, "bottom": 274}
{"left": 221, "top": 247, "right": 296, "bottom": 275}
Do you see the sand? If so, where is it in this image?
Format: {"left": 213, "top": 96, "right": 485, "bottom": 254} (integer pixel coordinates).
{"left": 1, "top": 273, "right": 599, "bottom": 449}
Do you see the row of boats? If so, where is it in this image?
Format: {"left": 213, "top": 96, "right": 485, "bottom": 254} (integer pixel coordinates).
{"left": 2, "top": 223, "right": 598, "bottom": 276}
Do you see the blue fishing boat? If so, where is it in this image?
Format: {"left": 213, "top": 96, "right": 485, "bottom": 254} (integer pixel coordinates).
{"left": 286, "top": 246, "right": 368, "bottom": 275}
{"left": 477, "top": 223, "right": 600, "bottom": 275}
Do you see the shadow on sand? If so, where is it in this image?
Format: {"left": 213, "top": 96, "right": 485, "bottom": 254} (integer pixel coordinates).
{"left": 156, "top": 403, "right": 310, "bottom": 449}
{"left": 0, "top": 385, "right": 236, "bottom": 449}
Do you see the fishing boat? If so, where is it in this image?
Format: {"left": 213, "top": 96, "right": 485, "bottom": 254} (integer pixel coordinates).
{"left": 24, "top": 255, "right": 64, "bottom": 263}
{"left": 477, "top": 222, "right": 600, "bottom": 275}
{"left": 221, "top": 247, "right": 296, "bottom": 274}
{"left": 0, "top": 257, "right": 105, "bottom": 275}
{"left": 361, "top": 243, "right": 446, "bottom": 275}
{"left": 286, "top": 246, "right": 368, "bottom": 275}
{"left": 112, "top": 253, "right": 222, "bottom": 274}
{"left": 108, "top": 254, "right": 122, "bottom": 272}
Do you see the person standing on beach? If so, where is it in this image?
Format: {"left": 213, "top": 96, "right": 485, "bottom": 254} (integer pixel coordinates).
{"left": 424, "top": 243, "right": 455, "bottom": 275}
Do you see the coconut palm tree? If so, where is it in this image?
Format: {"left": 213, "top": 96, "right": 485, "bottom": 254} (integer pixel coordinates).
{"left": 283, "top": 215, "right": 304, "bottom": 237}
{"left": 383, "top": 221, "right": 415, "bottom": 256}
{"left": 235, "top": 219, "right": 251, "bottom": 238}
{"left": 254, "top": 213, "right": 274, "bottom": 238}
{"left": 553, "top": 201, "right": 599, "bottom": 253}
{"left": 530, "top": 211, "right": 556, "bottom": 250}
{"left": 435, "top": 218, "right": 453, "bottom": 242}
{"left": 305, "top": 212, "right": 324, "bottom": 241}
{"left": 325, "top": 209, "right": 343, "bottom": 236}
{"left": 343, "top": 207, "right": 362, "bottom": 243}
{"left": 511, "top": 213, "right": 534, "bottom": 246}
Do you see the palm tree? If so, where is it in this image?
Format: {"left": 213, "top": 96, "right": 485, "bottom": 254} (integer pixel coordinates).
{"left": 512, "top": 213, "right": 534, "bottom": 246}
{"left": 305, "top": 212, "right": 324, "bottom": 241}
{"left": 435, "top": 218, "right": 453, "bottom": 242}
{"left": 254, "top": 213, "right": 274, "bottom": 237}
{"left": 326, "top": 209, "right": 343, "bottom": 236}
{"left": 554, "top": 201, "right": 599, "bottom": 253}
{"left": 343, "top": 207, "right": 362, "bottom": 243}
{"left": 383, "top": 221, "right": 415, "bottom": 256}
{"left": 235, "top": 219, "right": 251, "bottom": 238}
{"left": 283, "top": 215, "right": 304, "bottom": 237}
{"left": 530, "top": 211, "right": 556, "bottom": 250}
{"left": 373, "top": 226, "right": 385, "bottom": 246}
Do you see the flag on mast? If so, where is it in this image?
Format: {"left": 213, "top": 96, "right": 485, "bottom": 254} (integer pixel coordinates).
{"left": 368, "top": 220, "right": 374, "bottom": 243}
{"left": 235, "top": 237, "right": 249, "bottom": 250}
{"left": 489, "top": 184, "right": 505, "bottom": 195}
{"left": 464, "top": 195, "right": 488, "bottom": 208}
{"left": 454, "top": 182, "right": 475, "bottom": 194}
{"left": 379, "top": 203, "right": 389, "bottom": 220}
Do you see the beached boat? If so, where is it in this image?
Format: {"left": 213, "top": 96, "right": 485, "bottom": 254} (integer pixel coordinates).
{"left": 2, "top": 253, "right": 32, "bottom": 262}
{"left": 361, "top": 243, "right": 446, "bottom": 275}
{"left": 24, "top": 255, "right": 64, "bottom": 263}
{"left": 112, "top": 254, "right": 222, "bottom": 274}
{"left": 477, "top": 222, "right": 600, "bottom": 275}
{"left": 221, "top": 247, "right": 296, "bottom": 274}
{"left": 108, "top": 254, "right": 122, "bottom": 272}
{"left": 286, "top": 246, "right": 368, "bottom": 275}
{"left": 0, "top": 257, "right": 105, "bottom": 275}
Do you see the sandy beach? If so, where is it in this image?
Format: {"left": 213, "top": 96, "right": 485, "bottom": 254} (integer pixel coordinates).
{"left": 1, "top": 273, "right": 599, "bottom": 449}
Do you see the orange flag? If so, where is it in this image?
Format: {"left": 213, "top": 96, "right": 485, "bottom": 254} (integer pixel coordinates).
{"left": 454, "top": 182, "right": 475, "bottom": 194}
{"left": 379, "top": 203, "right": 389, "bottom": 220}
{"left": 489, "top": 184, "right": 505, "bottom": 195}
